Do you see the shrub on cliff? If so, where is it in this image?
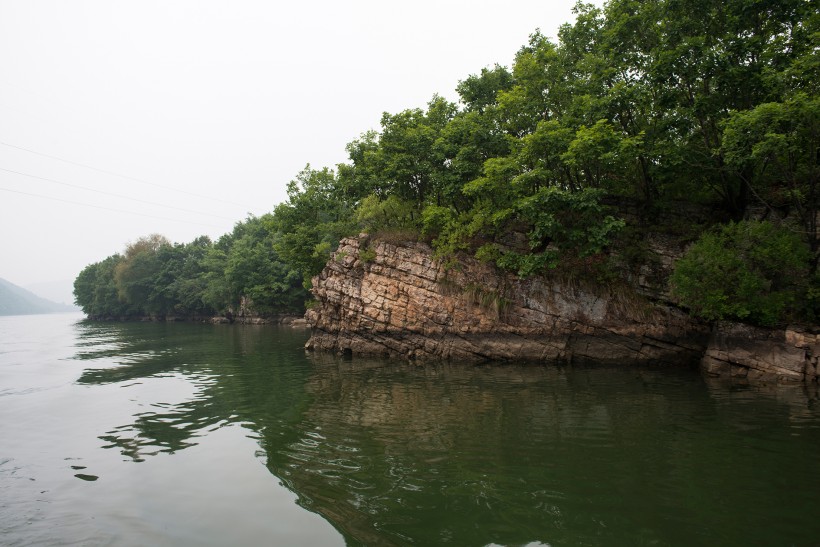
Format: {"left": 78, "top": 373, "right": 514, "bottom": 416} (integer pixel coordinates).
{"left": 670, "top": 220, "right": 812, "bottom": 326}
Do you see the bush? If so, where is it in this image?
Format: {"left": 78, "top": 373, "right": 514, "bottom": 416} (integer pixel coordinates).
{"left": 670, "top": 220, "right": 811, "bottom": 326}
{"left": 355, "top": 194, "right": 419, "bottom": 233}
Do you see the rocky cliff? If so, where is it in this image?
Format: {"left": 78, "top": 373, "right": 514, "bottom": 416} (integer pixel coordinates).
{"left": 306, "top": 236, "right": 819, "bottom": 384}
{"left": 701, "top": 323, "right": 819, "bottom": 383}
{"left": 306, "top": 236, "right": 710, "bottom": 366}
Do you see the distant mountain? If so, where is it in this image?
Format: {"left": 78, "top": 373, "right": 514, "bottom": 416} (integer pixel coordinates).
{"left": 0, "top": 278, "right": 78, "bottom": 316}
{"left": 25, "top": 279, "right": 78, "bottom": 307}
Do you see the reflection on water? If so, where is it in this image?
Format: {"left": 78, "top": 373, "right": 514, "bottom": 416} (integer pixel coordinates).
{"left": 1, "top": 314, "right": 819, "bottom": 546}
{"left": 0, "top": 316, "right": 338, "bottom": 547}
{"left": 286, "top": 355, "right": 820, "bottom": 546}
{"left": 71, "top": 322, "right": 314, "bottom": 464}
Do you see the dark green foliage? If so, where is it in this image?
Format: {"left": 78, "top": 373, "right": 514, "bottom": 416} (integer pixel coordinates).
{"left": 73, "top": 220, "right": 308, "bottom": 318}
{"left": 75, "top": 0, "right": 818, "bottom": 327}
{"left": 74, "top": 254, "right": 129, "bottom": 317}
{"left": 521, "top": 187, "right": 624, "bottom": 272}
{"left": 223, "top": 219, "right": 306, "bottom": 314}
{"left": 272, "top": 165, "right": 360, "bottom": 287}
{"left": 722, "top": 94, "right": 820, "bottom": 262}
{"left": 355, "top": 194, "right": 419, "bottom": 235}
{"left": 671, "top": 221, "right": 811, "bottom": 325}
{"left": 165, "top": 236, "right": 217, "bottom": 316}
{"left": 475, "top": 188, "right": 624, "bottom": 278}
{"left": 456, "top": 64, "right": 514, "bottom": 114}
{"left": 113, "top": 234, "right": 171, "bottom": 314}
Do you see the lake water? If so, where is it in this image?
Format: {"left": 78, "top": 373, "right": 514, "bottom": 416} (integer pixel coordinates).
{"left": 1, "top": 313, "right": 819, "bottom": 546}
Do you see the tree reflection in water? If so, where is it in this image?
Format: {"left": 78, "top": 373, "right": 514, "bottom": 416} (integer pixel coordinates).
{"left": 71, "top": 320, "right": 820, "bottom": 546}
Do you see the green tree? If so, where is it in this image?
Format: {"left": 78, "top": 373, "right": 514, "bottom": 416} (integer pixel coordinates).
{"left": 373, "top": 96, "right": 457, "bottom": 207}
{"left": 480, "top": 187, "right": 624, "bottom": 277}
{"left": 225, "top": 227, "right": 304, "bottom": 314}
{"left": 671, "top": 220, "right": 811, "bottom": 325}
{"left": 159, "top": 236, "right": 216, "bottom": 316}
{"left": 74, "top": 254, "right": 127, "bottom": 317}
{"left": 456, "top": 64, "right": 514, "bottom": 114}
{"left": 113, "top": 234, "right": 171, "bottom": 315}
{"left": 722, "top": 95, "right": 820, "bottom": 266}
{"left": 429, "top": 114, "right": 504, "bottom": 213}
{"left": 273, "top": 166, "right": 358, "bottom": 286}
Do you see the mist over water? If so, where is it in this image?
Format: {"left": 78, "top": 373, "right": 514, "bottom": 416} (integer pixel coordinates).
{"left": 1, "top": 314, "right": 818, "bottom": 546}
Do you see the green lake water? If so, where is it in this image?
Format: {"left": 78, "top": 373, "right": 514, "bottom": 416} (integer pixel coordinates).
{"left": 1, "top": 313, "right": 818, "bottom": 546}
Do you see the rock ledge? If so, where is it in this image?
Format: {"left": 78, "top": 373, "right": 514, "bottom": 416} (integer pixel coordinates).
{"left": 306, "top": 237, "right": 819, "bottom": 384}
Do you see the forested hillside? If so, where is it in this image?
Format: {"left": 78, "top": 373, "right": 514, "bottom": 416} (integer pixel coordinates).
{"left": 75, "top": 0, "right": 819, "bottom": 327}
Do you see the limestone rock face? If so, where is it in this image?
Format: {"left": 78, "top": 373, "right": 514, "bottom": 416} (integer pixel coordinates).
{"left": 702, "top": 323, "right": 819, "bottom": 384}
{"left": 306, "top": 236, "right": 710, "bottom": 366}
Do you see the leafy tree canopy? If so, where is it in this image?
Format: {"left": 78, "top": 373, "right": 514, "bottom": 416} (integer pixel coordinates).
{"left": 75, "top": 0, "right": 819, "bottom": 327}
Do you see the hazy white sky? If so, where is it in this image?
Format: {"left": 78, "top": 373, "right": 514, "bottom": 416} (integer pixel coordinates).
{"left": 0, "top": 0, "right": 592, "bottom": 300}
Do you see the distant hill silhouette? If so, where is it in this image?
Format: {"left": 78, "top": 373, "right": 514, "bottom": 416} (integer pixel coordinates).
{"left": 0, "top": 278, "right": 77, "bottom": 316}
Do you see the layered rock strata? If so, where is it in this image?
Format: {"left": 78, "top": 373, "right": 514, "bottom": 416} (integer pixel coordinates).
{"left": 701, "top": 323, "right": 819, "bottom": 383}
{"left": 307, "top": 236, "right": 820, "bottom": 384}
{"left": 306, "top": 236, "right": 710, "bottom": 367}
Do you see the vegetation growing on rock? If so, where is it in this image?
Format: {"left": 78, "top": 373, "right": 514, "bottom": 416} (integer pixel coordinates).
{"left": 75, "top": 0, "right": 819, "bottom": 327}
